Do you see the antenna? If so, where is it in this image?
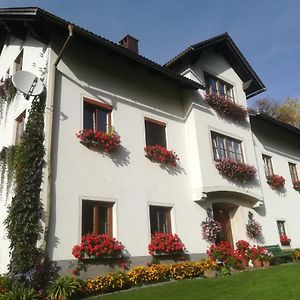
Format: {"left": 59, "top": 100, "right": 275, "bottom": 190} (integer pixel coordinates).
{"left": 12, "top": 71, "right": 44, "bottom": 100}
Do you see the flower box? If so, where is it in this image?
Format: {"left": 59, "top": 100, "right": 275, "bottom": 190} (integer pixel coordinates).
{"left": 280, "top": 234, "right": 291, "bottom": 246}
{"left": 205, "top": 94, "right": 247, "bottom": 122}
{"left": 215, "top": 159, "right": 256, "bottom": 182}
{"left": 72, "top": 234, "right": 126, "bottom": 260}
{"left": 144, "top": 145, "right": 179, "bottom": 166}
{"left": 266, "top": 174, "right": 285, "bottom": 189}
{"left": 76, "top": 129, "right": 121, "bottom": 153}
{"left": 293, "top": 180, "right": 300, "bottom": 191}
{"left": 148, "top": 233, "right": 186, "bottom": 256}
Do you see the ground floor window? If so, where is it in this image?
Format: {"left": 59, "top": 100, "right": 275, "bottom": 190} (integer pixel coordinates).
{"left": 149, "top": 205, "right": 172, "bottom": 234}
{"left": 82, "top": 200, "right": 113, "bottom": 236}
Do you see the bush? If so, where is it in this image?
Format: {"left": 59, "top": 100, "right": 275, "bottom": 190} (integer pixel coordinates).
{"left": 0, "top": 284, "right": 40, "bottom": 300}
{"left": 47, "top": 276, "right": 80, "bottom": 300}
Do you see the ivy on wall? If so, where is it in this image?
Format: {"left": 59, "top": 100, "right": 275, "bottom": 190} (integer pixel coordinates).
{"left": 0, "top": 78, "right": 17, "bottom": 120}
{"left": 4, "top": 93, "right": 45, "bottom": 273}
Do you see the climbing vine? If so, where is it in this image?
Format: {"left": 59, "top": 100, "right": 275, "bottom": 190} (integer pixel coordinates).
{"left": 5, "top": 93, "right": 45, "bottom": 274}
{"left": 0, "top": 78, "right": 17, "bottom": 120}
{"left": 0, "top": 145, "right": 18, "bottom": 199}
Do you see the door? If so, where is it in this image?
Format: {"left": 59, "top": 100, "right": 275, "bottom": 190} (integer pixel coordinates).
{"left": 213, "top": 205, "right": 233, "bottom": 246}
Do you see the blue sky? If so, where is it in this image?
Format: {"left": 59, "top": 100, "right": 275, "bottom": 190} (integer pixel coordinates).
{"left": 1, "top": 0, "right": 300, "bottom": 103}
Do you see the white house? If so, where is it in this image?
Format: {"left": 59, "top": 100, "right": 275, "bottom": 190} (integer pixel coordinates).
{"left": 0, "top": 7, "right": 299, "bottom": 276}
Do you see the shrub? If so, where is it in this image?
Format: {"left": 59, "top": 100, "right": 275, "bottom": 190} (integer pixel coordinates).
{"left": 205, "top": 94, "right": 247, "bottom": 122}
{"left": 215, "top": 159, "right": 256, "bottom": 182}
{"left": 47, "top": 276, "right": 80, "bottom": 300}
{"left": 72, "top": 234, "right": 125, "bottom": 260}
{"left": 292, "top": 248, "right": 300, "bottom": 260}
{"left": 0, "top": 284, "right": 40, "bottom": 300}
{"left": 144, "top": 145, "right": 179, "bottom": 166}
{"left": 148, "top": 233, "right": 186, "bottom": 256}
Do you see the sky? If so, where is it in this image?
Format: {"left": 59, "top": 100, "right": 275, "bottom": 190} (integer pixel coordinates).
{"left": 1, "top": 0, "right": 300, "bottom": 103}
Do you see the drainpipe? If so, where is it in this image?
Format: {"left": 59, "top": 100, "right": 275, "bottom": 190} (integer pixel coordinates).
{"left": 43, "top": 24, "right": 74, "bottom": 254}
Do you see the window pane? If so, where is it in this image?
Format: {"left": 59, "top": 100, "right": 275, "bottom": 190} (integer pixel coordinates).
{"left": 82, "top": 202, "right": 94, "bottom": 235}
{"left": 277, "top": 221, "right": 286, "bottom": 235}
{"left": 150, "top": 206, "right": 171, "bottom": 234}
{"left": 97, "top": 109, "right": 108, "bottom": 132}
{"left": 83, "top": 102, "right": 95, "bottom": 130}
{"left": 98, "top": 206, "right": 108, "bottom": 234}
{"left": 145, "top": 120, "right": 166, "bottom": 147}
{"left": 210, "top": 79, "right": 217, "bottom": 95}
{"left": 218, "top": 82, "right": 225, "bottom": 96}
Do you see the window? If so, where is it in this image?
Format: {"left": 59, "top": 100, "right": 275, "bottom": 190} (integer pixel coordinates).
{"left": 145, "top": 117, "right": 166, "bottom": 147}
{"left": 15, "top": 111, "right": 26, "bottom": 144}
{"left": 149, "top": 205, "right": 172, "bottom": 234}
{"left": 205, "top": 73, "right": 234, "bottom": 101}
{"left": 289, "top": 163, "right": 299, "bottom": 183}
{"left": 83, "top": 98, "right": 112, "bottom": 132}
{"left": 277, "top": 220, "right": 286, "bottom": 235}
{"left": 211, "top": 132, "right": 243, "bottom": 162}
{"left": 82, "top": 200, "right": 113, "bottom": 236}
{"left": 262, "top": 155, "right": 274, "bottom": 177}
{"left": 14, "top": 50, "right": 23, "bottom": 73}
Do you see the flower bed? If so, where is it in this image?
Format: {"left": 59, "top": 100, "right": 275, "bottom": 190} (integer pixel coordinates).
{"left": 215, "top": 159, "right": 256, "bottom": 182}
{"left": 148, "top": 233, "right": 186, "bottom": 256}
{"left": 76, "top": 129, "right": 121, "bottom": 153}
{"left": 80, "top": 259, "right": 216, "bottom": 296}
{"left": 280, "top": 234, "right": 291, "bottom": 246}
{"left": 72, "top": 234, "right": 125, "bottom": 260}
{"left": 144, "top": 145, "right": 179, "bottom": 166}
{"left": 205, "top": 94, "right": 248, "bottom": 122}
{"left": 266, "top": 174, "right": 285, "bottom": 189}
{"left": 201, "top": 219, "right": 222, "bottom": 243}
{"left": 246, "top": 220, "right": 262, "bottom": 240}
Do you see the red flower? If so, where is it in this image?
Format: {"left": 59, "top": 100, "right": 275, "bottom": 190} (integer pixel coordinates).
{"left": 144, "top": 145, "right": 179, "bottom": 166}
{"left": 267, "top": 174, "right": 285, "bottom": 189}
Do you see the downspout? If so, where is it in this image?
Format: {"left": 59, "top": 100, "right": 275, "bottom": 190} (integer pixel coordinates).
{"left": 43, "top": 24, "right": 74, "bottom": 254}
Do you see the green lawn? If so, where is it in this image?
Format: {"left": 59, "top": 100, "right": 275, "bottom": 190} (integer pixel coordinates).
{"left": 87, "top": 263, "right": 300, "bottom": 300}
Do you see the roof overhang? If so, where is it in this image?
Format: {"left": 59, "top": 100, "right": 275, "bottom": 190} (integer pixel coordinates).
{"left": 0, "top": 7, "right": 201, "bottom": 90}
{"left": 165, "top": 33, "right": 266, "bottom": 99}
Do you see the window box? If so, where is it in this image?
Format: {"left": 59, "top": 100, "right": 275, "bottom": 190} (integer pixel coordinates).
{"left": 293, "top": 180, "right": 300, "bottom": 191}
{"left": 72, "top": 233, "right": 126, "bottom": 260}
{"left": 148, "top": 233, "right": 186, "bottom": 256}
{"left": 76, "top": 129, "right": 121, "bottom": 153}
{"left": 215, "top": 159, "right": 256, "bottom": 183}
{"left": 266, "top": 174, "right": 285, "bottom": 189}
{"left": 205, "top": 94, "right": 247, "bottom": 122}
{"left": 280, "top": 234, "right": 291, "bottom": 246}
{"left": 144, "top": 145, "right": 179, "bottom": 166}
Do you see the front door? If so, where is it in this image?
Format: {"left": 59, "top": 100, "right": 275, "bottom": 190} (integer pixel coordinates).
{"left": 213, "top": 205, "right": 233, "bottom": 246}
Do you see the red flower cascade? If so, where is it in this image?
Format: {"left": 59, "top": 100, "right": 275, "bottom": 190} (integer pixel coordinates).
{"left": 144, "top": 145, "right": 179, "bottom": 166}
{"left": 205, "top": 94, "right": 248, "bottom": 122}
{"left": 266, "top": 174, "right": 285, "bottom": 189}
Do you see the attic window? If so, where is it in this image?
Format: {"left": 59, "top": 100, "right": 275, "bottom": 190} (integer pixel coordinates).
{"left": 205, "top": 73, "right": 234, "bottom": 102}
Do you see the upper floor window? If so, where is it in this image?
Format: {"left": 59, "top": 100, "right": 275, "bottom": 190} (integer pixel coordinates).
{"left": 205, "top": 73, "right": 234, "bottom": 102}
{"left": 83, "top": 98, "right": 112, "bottom": 132}
{"left": 145, "top": 117, "right": 166, "bottom": 147}
{"left": 14, "top": 50, "right": 23, "bottom": 73}
{"left": 149, "top": 205, "right": 172, "bottom": 234}
{"left": 289, "top": 163, "right": 299, "bottom": 183}
{"left": 82, "top": 200, "right": 113, "bottom": 236}
{"left": 211, "top": 132, "right": 243, "bottom": 162}
{"left": 262, "top": 155, "right": 274, "bottom": 177}
{"left": 15, "top": 110, "right": 26, "bottom": 144}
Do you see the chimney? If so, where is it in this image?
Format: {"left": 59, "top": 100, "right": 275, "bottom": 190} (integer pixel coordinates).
{"left": 119, "top": 35, "right": 139, "bottom": 54}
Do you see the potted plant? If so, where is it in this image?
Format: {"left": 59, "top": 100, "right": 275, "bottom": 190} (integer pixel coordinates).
{"left": 280, "top": 234, "right": 291, "bottom": 246}
{"left": 72, "top": 234, "right": 126, "bottom": 260}
{"left": 76, "top": 128, "right": 121, "bottom": 153}
{"left": 235, "top": 240, "right": 250, "bottom": 267}
{"left": 249, "top": 245, "right": 264, "bottom": 267}
{"left": 148, "top": 233, "right": 186, "bottom": 256}
{"left": 200, "top": 218, "right": 222, "bottom": 244}
{"left": 144, "top": 145, "right": 179, "bottom": 166}
{"left": 260, "top": 248, "right": 273, "bottom": 267}
{"left": 205, "top": 94, "right": 248, "bottom": 122}
{"left": 246, "top": 220, "right": 262, "bottom": 240}
{"left": 215, "top": 159, "right": 256, "bottom": 183}
{"left": 266, "top": 174, "right": 285, "bottom": 189}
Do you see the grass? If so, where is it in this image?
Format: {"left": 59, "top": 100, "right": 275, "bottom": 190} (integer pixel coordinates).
{"left": 87, "top": 263, "right": 300, "bottom": 300}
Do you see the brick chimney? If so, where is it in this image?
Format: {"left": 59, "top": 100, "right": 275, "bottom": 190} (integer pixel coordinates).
{"left": 119, "top": 35, "right": 139, "bottom": 54}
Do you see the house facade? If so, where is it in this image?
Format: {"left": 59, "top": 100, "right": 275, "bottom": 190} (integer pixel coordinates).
{"left": 0, "top": 7, "right": 299, "bottom": 276}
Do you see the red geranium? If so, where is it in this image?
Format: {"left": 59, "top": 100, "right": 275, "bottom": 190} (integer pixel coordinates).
{"left": 148, "top": 233, "right": 186, "bottom": 256}
{"left": 205, "top": 94, "right": 248, "bottom": 122}
{"left": 266, "top": 174, "right": 285, "bottom": 189}
{"left": 215, "top": 159, "right": 256, "bottom": 182}
{"left": 280, "top": 234, "right": 291, "bottom": 246}
{"left": 144, "top": 145, "right": 179, "bottom": 166}
{"left": 76, "top": 129, "right": 121, "bottom": 153}
{"left": 72, "top": 234, "right": 125, "bottom": 260}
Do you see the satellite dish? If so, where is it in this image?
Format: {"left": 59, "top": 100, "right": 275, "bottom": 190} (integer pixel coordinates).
{"left": 12, "top": 71, "right": 44, "bottom": 98}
